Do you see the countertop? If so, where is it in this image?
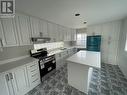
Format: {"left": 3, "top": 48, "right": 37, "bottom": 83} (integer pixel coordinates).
{"left": 47, "top": 46, "right": 76, "bottom": 56}
{"left": 66, "top": 50, "right": 101, "bottom": 68}
{"left": 0, "top": 57, "right": 38, "bottom": 73}
{"left": 0, "top": 46, "right": 76, "bottom": 73}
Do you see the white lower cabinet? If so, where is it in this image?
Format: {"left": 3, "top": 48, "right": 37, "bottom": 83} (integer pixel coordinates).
{"left": 0, "top": 73, "right": 14, "bottom": 95}
{"left": 11, "top": 66, "right": 29, "bottom": 95}
{"left": 26, "top": 62, "right": 41, "bottom": 90}
{"left": 0, "top": 61, "right": 40, "bottom": 95}
{"left": 55, "top": 48, "right": 77, "bottom": 69}
{"left": 0, "top": 66, "right": 28, "bottom": 95}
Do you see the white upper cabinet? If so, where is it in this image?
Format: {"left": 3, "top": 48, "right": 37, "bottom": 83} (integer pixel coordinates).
{"left": 1, "top": 18, "right": 19, "bottom": 47}
{"left": 47, "top": 22, "right": 58, "bottom": 42}
{"left": 29, "top": 17, "right": 40, "bottom": 37}
{"left": 58, "top": 25, "right": 64, "bottom": 41}
{"left": 71, "top": 29, "right": 76, "bottom": 41}
{"left": 15, "top": 13, "right": 31, "bottom": 45}
{"left": 39, "top": 20, "right": 49, "bottom": 37}
{"left": 0, "top": 20, "right": 5, "bottom": 47}
{"left": 47, "top": 22, "right": 54, "bottom": 42}
{"left": 66, "top": 28, "right": 71, "bottom": 41}
{"left": 0, "top": 12, "right": 76, "bottom": 47}
{"left": 63, "top": 27, "right": 67, "bottom": 41}
{"left": 53, "top": 24, "right": 59, "bottom": 41}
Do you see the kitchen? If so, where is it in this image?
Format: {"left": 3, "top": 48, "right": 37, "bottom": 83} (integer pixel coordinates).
{"left": 0, "top": 0, "right": 127, "bottom": 95}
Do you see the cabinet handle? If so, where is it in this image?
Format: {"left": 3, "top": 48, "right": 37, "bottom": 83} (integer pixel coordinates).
{"left": 9, "top": 73, "right": 13, "bottom": 80}
{"left": 30, "top": 64, "right": 36, "bottom": 67}
{"left": 5, "top": 74, "right": 10, "bottom": 81}
{"left": 0, "top": 38, "right": 3, "bottom": 47}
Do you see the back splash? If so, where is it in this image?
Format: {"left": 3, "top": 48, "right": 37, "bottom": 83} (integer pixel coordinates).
{"left": 0, "top": 45, "right": 33, "bottom": 61}
{"left": 34, "top": 42, "right": 63, "bottom": 50}
{"left": 0, "top": 41, "right": 72, "bottom": 62}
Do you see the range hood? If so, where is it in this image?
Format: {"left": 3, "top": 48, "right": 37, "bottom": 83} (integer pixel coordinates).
{"left": 31, "top": 37, "right": 51, "bottom": 43}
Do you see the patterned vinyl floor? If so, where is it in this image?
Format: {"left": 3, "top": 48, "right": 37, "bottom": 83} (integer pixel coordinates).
{"left": 26, "top": 63, "right": 127, "bottom": 95}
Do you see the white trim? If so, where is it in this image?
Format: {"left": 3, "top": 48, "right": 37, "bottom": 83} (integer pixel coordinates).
{"left": 0, "top": 55, "right": 29, "bottom": 65}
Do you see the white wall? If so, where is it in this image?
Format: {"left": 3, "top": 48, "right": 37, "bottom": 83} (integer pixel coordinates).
{"left": 117, "top": 18, "right": 127, "bottom": 78}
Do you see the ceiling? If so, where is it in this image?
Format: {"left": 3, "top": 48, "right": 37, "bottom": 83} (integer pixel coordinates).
{"left": 16, "top": 0, "right": 127, "bottom": 29}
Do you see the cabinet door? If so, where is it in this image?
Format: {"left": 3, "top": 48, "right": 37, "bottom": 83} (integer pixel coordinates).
{"left": 39, "top": 20, "right": 49, "bottom": 37}
{"left": 66, "top": 28, "right": 71, "bottom": 41}
{"left": 0, "top": 20, "right": 5, "bottom": 48}
{"left": 71, "top": 29, "right": 76, "bottom": 41}
{"left": 15, "top": 13, "right": 31, "bottom": 45}
{"left": 54, "top": 24, "right": 59, "bottom": 41}
{"left": 11, "top": 66, "right": 29, "bottom": 95}
{"left": 0, "top": 73, "right": 14, "bottom": 95}
{"left": 63, "top": 27, "right": 67, "bottom": 41}
{"left": 1, "top": 18, "right": 19, "bottom": 47}
{"left": 58, "top": 25, "right": 64, "bottom": 41}
{"left": 47, "top": 22, "right": 56, "bottom": 42}
{"left": 30, "top": 17, "right": 40, "bottom": 37}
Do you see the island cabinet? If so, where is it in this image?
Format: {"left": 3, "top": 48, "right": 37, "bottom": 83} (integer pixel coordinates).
{"left": 0, "top": 61, "right": 40, "bottom": 95}
{"left": 66, "top": 50, "right": 101, "bottom": 94}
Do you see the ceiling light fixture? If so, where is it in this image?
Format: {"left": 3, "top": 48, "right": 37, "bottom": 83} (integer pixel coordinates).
{"left": 75, "top": 13, "right": 80, "bottom": 16}
{"left": 84, "top": 21, "right": 87, "bottom": 24}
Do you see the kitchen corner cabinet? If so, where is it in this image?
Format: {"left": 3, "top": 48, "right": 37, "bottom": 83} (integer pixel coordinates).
{"left": 0, "top": 18, "right": 19, "bottom": 47}
{"left": 15, "top": 13, "right": 31, "bottom": 45}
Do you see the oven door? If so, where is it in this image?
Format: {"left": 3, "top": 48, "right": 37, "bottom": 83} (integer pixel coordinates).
{"left": 39, "top": 57, "right": 56, "bottom": 78}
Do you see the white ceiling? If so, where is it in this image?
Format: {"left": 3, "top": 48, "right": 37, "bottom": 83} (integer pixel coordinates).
{"left": 16, "top": 0, "right": 127, "bottom": 28}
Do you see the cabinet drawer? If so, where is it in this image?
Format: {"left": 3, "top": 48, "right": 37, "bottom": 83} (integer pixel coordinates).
{"left": 27, "top": 63, "right": 39, "bottom": 71}
{"left": 29, "top": 69, "right": 39, "bottom": 76}
{"left": 31, "top": 73, "right": 40, "bottom": 80}
{"left": 31, "top": 77, "right": 40, "bottom": 87}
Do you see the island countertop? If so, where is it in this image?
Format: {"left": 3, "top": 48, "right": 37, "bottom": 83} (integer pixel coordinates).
{"left": 66, "top": 50, "right": 101, "bottom": 68}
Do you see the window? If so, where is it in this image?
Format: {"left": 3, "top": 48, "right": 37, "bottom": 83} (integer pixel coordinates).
{"left": 76, "top": 33, "right": 87, "bottom": 48}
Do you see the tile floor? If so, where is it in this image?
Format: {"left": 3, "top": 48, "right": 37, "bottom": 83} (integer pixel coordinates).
{"left": 26, "top": 63, "right": 127, "bottom": 95}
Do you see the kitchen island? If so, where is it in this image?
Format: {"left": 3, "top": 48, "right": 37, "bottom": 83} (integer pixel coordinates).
{"left": 66, "top": 50, "right": 101, "bottom": 94}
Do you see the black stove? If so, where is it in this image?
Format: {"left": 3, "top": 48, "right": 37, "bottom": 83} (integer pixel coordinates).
{"left": 30, "top": 48, "right": 56, "bottom": 80}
